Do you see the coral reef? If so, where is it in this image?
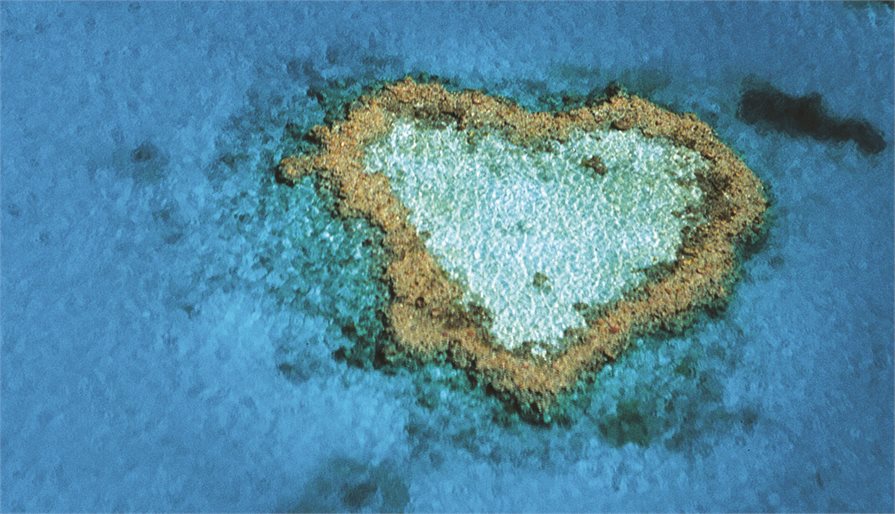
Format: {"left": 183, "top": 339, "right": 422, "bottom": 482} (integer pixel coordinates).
{"left": 278, "top": 78, "right": 768, "bottom": 422}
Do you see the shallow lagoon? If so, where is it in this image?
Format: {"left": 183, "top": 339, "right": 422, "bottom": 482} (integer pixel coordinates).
{"left": 365, "top": 119, "right": 707, "bottom": 351}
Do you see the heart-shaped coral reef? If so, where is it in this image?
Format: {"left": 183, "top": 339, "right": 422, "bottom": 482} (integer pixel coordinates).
{"left": 278, "top": 78, "right": 768, "bottom": 422}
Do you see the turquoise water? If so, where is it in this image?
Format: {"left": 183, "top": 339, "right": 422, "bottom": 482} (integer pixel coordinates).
{"left": 2, "top": 3, "right": 892, "bottom": 511}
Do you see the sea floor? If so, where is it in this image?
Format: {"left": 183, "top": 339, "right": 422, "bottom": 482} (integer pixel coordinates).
{"left": 2, "top": 2, "right": 893, "bottom": 512}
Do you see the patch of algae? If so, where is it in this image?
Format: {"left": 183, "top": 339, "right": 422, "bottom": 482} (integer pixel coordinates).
{"left": 277, "top": 77, "right": 768, "bottom": 423}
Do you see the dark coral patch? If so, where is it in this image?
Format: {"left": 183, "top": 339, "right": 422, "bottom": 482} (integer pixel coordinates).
{"left": 738, "top": 82, "right": 885, "bottom": 155}
{"left": 291, "top": 457, "right": 410, "bottom": 513}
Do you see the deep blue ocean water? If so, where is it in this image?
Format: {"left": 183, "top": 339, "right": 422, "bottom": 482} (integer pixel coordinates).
{"left": 1, "top": 2, "right": 892, "bottom": 512}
